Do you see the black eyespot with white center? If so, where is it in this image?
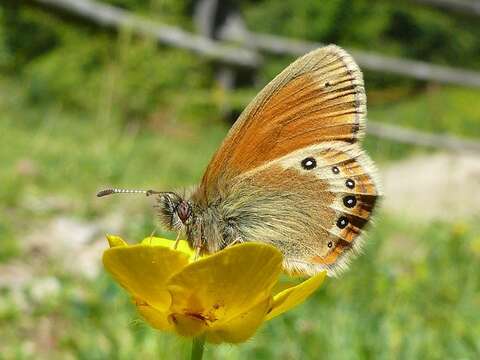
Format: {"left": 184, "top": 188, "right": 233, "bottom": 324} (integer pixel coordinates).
{"left": 301, "top": 157, "right": 317, "bottom": 170}
{"left": 336, "top": 216, "right": 348, "bottom": 229}
{"left": 327, "top": 241, "right": 333, "bottom": 248}
{"left": 343, "top": 195, "right": 357, "bottom": 208}
{"left": 332, "top": 166, "right": 340, "bottom": 174}
{"left": 346, "top": 179, "right": 355, "bottom": 189}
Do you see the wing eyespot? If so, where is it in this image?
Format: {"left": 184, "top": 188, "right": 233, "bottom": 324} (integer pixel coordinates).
{"left": 345, "top": 179, "right": 355, "bottom": 189}
{"left": 301, "top": 157, "right": 317, "bottom": 170}
{"left": 332, "top": 166, "right": 340, "bottom": 174}
{"left": 343, "top": 196, "right": 357, "bottom": 208}
{"left": 336, "top": 216, "right": 348, "bottom": 229}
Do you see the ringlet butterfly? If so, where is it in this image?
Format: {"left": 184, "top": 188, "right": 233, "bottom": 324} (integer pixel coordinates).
{"left": 98, "top": 45, "right": 381, "bottom": 276}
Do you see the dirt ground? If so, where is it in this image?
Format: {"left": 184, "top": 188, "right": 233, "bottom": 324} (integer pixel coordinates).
{"left": 380, "top": 152, "right": 480, "bottom": 222}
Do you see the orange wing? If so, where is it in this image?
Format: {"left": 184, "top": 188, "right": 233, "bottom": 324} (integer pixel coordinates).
{"left": 199, "top": 45, "right": 366, "bottom": 202}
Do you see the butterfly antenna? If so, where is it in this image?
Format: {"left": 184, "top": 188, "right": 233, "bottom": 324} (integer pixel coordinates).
{"left": 96, "top": 188, "right": 162, "bottom": 197}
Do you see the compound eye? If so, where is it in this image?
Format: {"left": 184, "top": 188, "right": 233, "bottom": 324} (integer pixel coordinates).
{"left": 177, "top": 201, "right": 191, "bottom": 223}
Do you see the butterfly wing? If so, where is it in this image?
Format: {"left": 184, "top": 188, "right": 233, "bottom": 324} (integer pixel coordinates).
{"left": 200, "top": 45, "right": 367, "bottom": 201}
{"left": 193, "top": 45, "right": 380, "bottom": 275}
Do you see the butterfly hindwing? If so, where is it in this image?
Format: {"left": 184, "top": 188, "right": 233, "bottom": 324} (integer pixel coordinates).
{"left": 227, "top": 143, "right": 380, "bottom": 276}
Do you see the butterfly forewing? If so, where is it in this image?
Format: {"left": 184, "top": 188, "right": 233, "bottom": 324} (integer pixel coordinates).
{"left": 192, "top": 45, "right": 380, "bottom": 276}
{"left": 200, "top": 45, "right": 366, "bottom": 201}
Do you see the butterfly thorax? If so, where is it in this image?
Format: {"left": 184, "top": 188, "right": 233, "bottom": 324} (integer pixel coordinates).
{"left": 154, "top": 190, "right": 240, "bottom": 253}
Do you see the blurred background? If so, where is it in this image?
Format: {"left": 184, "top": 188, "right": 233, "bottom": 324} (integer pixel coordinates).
{"left": 1, "top": 0, "right": 480, "bottom": 359}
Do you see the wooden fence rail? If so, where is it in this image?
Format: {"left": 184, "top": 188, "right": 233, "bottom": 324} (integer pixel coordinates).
{"left": 220, "top": 27, "right": 480, "bottom": 88}
{"left": 368, "top": 121, "right": 480, "bottom": 153}
{"left": 31, "top": 0, "right": 261, "bottom": 67}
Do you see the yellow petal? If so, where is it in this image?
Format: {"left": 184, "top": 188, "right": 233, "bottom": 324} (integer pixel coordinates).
{"left": 271, "top": 277, "right": 299, "bottom": 295}
{"left": 135, "top": 299, "right": 172, "bottom": 331}
{"left": 167, "top": 243, "right": 283, "bottom": 340}
{"left": 140, "top": 236, "right": 173, "bottom": 247}
{"left": 103, "top": 244, "right": 189, "bottom": 311}
{"left": 265, "top": 271, "right": 326, "bottom": 321}
{"left": 141, "top": 236, "right": 195, "bottom": 260}
{"left": 206, "top": 297, "right": 271, "bottom": 344}
{"left": 106, "top": 234, "right": 127, "bottom": 248}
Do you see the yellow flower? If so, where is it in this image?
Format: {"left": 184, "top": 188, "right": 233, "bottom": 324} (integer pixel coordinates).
{"left": 103, "top": 235, "right": 326, "bottom": 344}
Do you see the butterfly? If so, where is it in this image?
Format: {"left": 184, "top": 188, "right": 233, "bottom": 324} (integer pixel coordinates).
{"left": 98, "top": 45, "right": 381, "bottom": 276}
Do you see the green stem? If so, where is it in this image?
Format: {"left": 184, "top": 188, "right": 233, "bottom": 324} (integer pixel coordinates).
{"left": 191, "top": 334, "right": 206, "bottom": 360}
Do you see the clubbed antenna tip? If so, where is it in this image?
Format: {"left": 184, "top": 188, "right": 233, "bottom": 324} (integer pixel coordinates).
{"left": 97, "top": 189, "right": 115, "bottom": 197}
{"left": 96, "top": 188, "right": 151, "bottom": 198}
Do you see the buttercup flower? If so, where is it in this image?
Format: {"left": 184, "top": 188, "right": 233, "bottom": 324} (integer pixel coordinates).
{"left": 103, "top": 235, "right": 326, "bottom": 344}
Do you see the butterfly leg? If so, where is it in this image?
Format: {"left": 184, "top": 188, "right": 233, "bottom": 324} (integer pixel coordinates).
{"left": 173, "top": 231, "right": 181, "bottom": 249}
{"left": 193, "top": 227, "right": 202, "bottom": 260}
{"left": 194, "top": 246, "right": 201, "bottom": 260}
{"left": 144, "top": 226, "right": 158, "bottom": 245}
{"left": 226, "top": 237, "right": 244, "bottom": 248}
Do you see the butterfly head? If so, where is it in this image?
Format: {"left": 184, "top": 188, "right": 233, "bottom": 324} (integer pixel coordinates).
{"left": 155, "top": 192, "right": 194, "bottom": 231}
{"left": 96, "top": 187, "right": 197, "bottom": 241}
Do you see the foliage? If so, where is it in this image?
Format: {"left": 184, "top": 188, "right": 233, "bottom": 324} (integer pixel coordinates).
{"left": 0, "top": 3, "right": 214, "bottom": 125}
{"left": 243, "top": 0, "right": 480, "bottom": 67}
{"left": 2, "top": 0, "right": 480, "bottom": 125}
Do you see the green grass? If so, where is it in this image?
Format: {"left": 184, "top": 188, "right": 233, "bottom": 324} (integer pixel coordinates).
{"left": 1, "top": 75, "right": 480, "bottom": 359}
